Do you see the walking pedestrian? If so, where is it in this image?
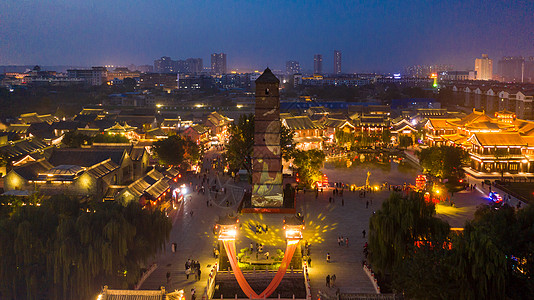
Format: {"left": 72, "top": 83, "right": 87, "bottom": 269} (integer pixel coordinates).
{"left": 191, "top": 288, "right": 196, "bottom": 300}
{"left": 326, "top": 275, "right": 330, "bottom": 287}
{"left": 331, "top": 274, "right": 336, "bottom": 287}
{"left": 307, "top": 256, "right": 312, "bottom": 267}
{"left": 326, "top": 252, "right": 331, "bottom": 263}
{"left": 185, "top": 267, "right": 191, "bottom": 279}
{"left": 197, "top": 268, "right": 202, "bottom": 281}
{"left": 362, "top": 230, "right": 366, "bottom": 238}
{"left": 345, "top": 238, "right": 349, "bottom": 247}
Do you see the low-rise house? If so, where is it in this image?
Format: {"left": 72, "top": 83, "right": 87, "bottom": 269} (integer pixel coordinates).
{"left": 322, "top": 118, "right": 355, "bottom": 143}
{"left": 48, "top": 148, "right": 134, "bottom": 184}
{"left": 115, "top": 169, "right": 171, "bottom": 205}
{"left": 4, "top": 159, "right": 54, "bottom": 191}
{"left": 182, "top": 124, "right": 210, "bottom": 148}
{"left": 204, "top": 111, "right": 233, "bottom": 142}
{"left": 282, "top": 115, "right": 324, "bottom": 150}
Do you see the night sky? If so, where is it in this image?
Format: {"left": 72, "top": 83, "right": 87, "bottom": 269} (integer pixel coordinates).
{"left": 1, "top": 0, "right": 533, "bottom": 73}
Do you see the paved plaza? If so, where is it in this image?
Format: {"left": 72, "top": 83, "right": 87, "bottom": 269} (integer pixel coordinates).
{"left": 140, "top": 152, "right": 498, "bottom": 299}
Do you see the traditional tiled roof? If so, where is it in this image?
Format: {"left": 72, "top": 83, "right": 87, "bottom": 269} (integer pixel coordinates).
{"left": 190, "top": 124, "right": 209, "bottom": 134}
{"left": 105, "top": 122, "right": 137, "bottom": 133}
{"left": 465, "top": 121, "right": 501, "bottom": 131}
{"left": 48, "top": 148, "right": 126, "bottom": 167}
{"left": 452, "top": 110, "right": 493, "bottom": 126}
{"left": 323, "top": 118, "right": 354, "bottom": 129}
{"left": 441, "top": 134, "right": 469, "bottom": 146}
{"left": 19, "top": 113, "right": 58, "bottom": 124}
{"left": 283, "top": 116, "right": 323, "bottom": 130}
{"left": 206, "top": 112, "right": 232, "bottom": 126}
{"left": 129, "top": 147, "right": 146, "bottom": 161}
{"left": 12, "top": 159, "right": 54, "bottom": 180}
{"left": 86, "top": 159, "right": 120, "bottom": 178}
{"left": 145, "top": 128, "right": 167, "bottom": 139}
{"left": 6, "top": 124, "right": 31, "bottom": 133}
{"left": 0, "top": 138, "right": 52, "bottom": 160}
{"left": 469, "top": 132, "right": 526, "bottom": 147}
{"left": 161, "top": 119, "right": 180, "bottom": 127}
{"left": 126, "top": 169, "right": 169, "bottom": 199}
{"left": 426, "top": 119, "right": 460, "bottom": 130}
{"left": 80, "top": 108, "right": 105, "bottom": 115}
{"left": 392, "top": 123, "right": 417, "bottom": 133}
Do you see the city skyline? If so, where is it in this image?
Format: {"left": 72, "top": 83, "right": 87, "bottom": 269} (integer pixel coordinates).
{"left": 1, "top": 1, "right": 533, "bottom": 73}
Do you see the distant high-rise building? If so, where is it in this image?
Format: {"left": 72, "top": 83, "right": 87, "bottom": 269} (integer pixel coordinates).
{"left": 211, "top": 53, "right": 227, "bottom": 74}
{"left": 334, "top": 50, "right": 342, "bottom": 74}
{"left": 153, "top": 57, "right": 204, "bottom": 74}
{"left": 498, "top": 56, "right": 524, "bottom": 82}
{"left": 154, "top": 56, "right": 174, "bottom": 73}
{"left": 314, "top": 54, "right": 323, "bottom": 74}
{"left": 475, "top": 54, "right": 493, "bottom": 80}
{"left": 286, "top": 60, "right": 300, "bottom": 75}
{"left": 186, "top": 58, "right": 203, "bottom": 74}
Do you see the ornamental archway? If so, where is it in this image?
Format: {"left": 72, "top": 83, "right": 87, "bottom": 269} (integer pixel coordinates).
{"left": 215, "top": 216, "right": 303, "bottom": 299}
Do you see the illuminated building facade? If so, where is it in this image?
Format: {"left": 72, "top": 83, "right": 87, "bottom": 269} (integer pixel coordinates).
{"left": 475, "top": 54, "right": 493, "bottom": 80}
{"left": 211, "top": 53, "right": 227, "bottom": 75}
{"left": 424, "top": 109, "right": 534, "bottom": 175}
{"left": 251, "top": 68, "right": 283, "bottom": 207}
{"left": 286, "top": 60, "right": 301, "bottom": 75}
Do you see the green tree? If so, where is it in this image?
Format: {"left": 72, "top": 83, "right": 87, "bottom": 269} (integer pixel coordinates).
{"left": 0, "top": 195, "right": 171, "bottom": 300}
{"left": 335, "top": 130, "right": 355, "bottom": 149}
{"left": 292, "top": 149, "right": 326, "bottom": 188}
{"left": 225, "top": 114, "right": 255, "bottom": 174}
{"left": 418, "top": 146, "right": 469, "bottom": 179}
{"left": 381, "top": 129, "right": 391, "bottom": 145}
{"left": 62, "top": 131, "right": 93, "bottom": 148}
{"left": 280, "top": 124, "right": 295, "bottom": 161}
{"left": 368, "top": 192, "right": 450, "bottom": 275}
{"left": 153, "top": 135, "right": 200, "bottom": 168}
{"left": 398, "top": 135, "right": 413, "bottom": 148}
{"left": 93, "top": 134, "right": 130, "bottom": 144}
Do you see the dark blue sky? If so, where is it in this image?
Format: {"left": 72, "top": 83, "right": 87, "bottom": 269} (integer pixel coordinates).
{"left": 1, "top": 0, "right": 533, "bottom": 73}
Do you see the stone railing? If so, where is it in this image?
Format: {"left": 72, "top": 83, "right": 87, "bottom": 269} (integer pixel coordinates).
{"left": 134, "top": 263, "right": 157, "bottom": 290}
{"left": 206, "top": 262, "right": 219, "bottom": 299}
{"left": 362, "top": 263, "right": 380, "bottom": 294}
{"left": 302, "top": 261, "right": 312, "bottom": 300}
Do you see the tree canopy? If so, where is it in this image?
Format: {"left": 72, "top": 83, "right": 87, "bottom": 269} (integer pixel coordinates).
{"left": 292, "top": 149, "right": 326, "bottom": 188}
{"left": 418, "top": 146, "right": 469, "bottom": 179}
{"left": 153, "top": 135, "right": 200, "bottom": 168}
{"left": 0, "top": 195, "right": 171, "bottom": 300}
{"left": 370, "top": 192, "right": 534, "bottom": 299}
